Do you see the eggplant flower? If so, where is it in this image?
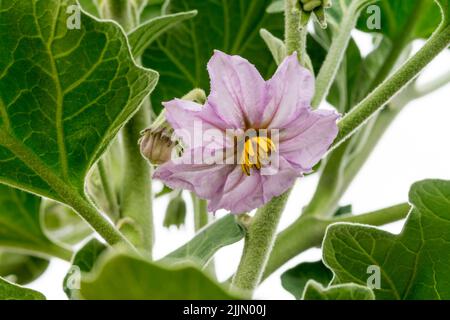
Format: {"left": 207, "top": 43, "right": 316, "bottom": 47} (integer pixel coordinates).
{"left": 154, "top": 51, "right": 339, "bottom": 214}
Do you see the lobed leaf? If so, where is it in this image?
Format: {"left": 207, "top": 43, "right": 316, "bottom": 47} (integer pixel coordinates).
{"left": 323, "top": 180, "right": 450, "bottom": 299}
{"left": 0, "top": 0, "right": 157, "bottom": 224}
{"left": 80, "top": 252, "right": 240, "bottom": 299}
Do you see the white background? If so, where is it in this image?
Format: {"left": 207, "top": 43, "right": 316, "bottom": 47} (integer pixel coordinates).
{"left": 28, "top": 33, "right": 450, "bottom": 300}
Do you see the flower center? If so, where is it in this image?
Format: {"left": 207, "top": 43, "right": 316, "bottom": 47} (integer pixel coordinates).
{"left": 240, "top": 136, "right": 276, "bottom": 176}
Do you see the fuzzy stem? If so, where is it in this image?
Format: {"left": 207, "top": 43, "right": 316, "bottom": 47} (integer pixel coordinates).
{"left": 101, "top": 0, "right": 154, "bottom": 257}
{"left": 0, "top": 129, "right": 135, "bottom": 252}
{"left": 97, "top": 158, "right": 119, "bottom": 217}
{"left": 312, "top": 0, "right": 375, "bottom": 108}
{"left": 333, "top": 25, "right": 450, "bottom": 150}
{"left": 285, "top": 0, "right": 307, "bottom": 64}
{"left": 231, "top": 192, "right": 290, "bottom": 294}
{"left": 121, "top": 99, "right": 154, "bottom": 256}
{"left": 262, "top": 203, "right": 410, "bottom": 280}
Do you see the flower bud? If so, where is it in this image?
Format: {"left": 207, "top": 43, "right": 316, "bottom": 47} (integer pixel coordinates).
{"left": 140, "top": 88, "right": 205, "bottom": 165}
{"left": 140, "top": 128, "right": 178, "bottom": 166}
{"left": 163, "top": 194, "right": 187, "bottom": 229}
{"left": 298, "top": 0, "right": 330, "bottom": 29}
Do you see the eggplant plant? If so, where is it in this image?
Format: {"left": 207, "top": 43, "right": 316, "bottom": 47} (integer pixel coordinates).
{"left": 0, "top": 0, "right": 449, "bottom": 300}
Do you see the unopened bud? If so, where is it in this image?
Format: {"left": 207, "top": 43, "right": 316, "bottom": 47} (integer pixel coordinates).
{"left": 140, "top": 128, "right": 178, "bottom": 166}
{"left": 163, "top": 194, "right": 187, "bottom": 229}
{"left": 298, "top": 0, "right": 331, "bottom": 29}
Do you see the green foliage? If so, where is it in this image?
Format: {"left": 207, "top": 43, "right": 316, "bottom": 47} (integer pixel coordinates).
{"left": 0, "top": 276, "right": 45, "bottom": 300}
{"left": 80, "top": 252, "right": 240, "bottom": 299}
{"left": 0, "top": 252, "right": 49, "bottom": 285}
{"left": 42, "top": 200, "right": 92, "bottom": 246}
{"left": 0, "top": 184, "right": 70, "bottom": 260}
{"left": 64, "top": 239, "right": 107, "bottom": 299}
{"left": 303, "top": 281, "right": 375, "bottom": 300}
{"left": 129, "top": 11, "right": 198, "bottom": 58}
{"left": 0, "top": 0, "right": 157, "bottom": 205}
{"left": 357, "top": 0, "right": 441, "bottom": 40}
{"left": 163, "top": 215, "right": 245, "bottom": 267}
{"left": 143, "top": 0, "right": 283, "bottom": 113}
{"left": 281, "top": 261, "right": 333, "bottom": 299}
{"left": 323, "top": 180, "right": 450, "bottom": 300}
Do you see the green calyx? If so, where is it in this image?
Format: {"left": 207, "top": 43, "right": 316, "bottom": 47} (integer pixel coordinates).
{"left": 298, "top": 0, "right": 331, "bottom": 28}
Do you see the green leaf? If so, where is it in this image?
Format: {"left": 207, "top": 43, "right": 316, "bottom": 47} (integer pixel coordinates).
{"left": 259, "top": 28, "right": 286, "bottom": 66}
{"left": 129, "top": 11, "right": 198, "bottom": 58}
{"left": 140, "top": 0, "right": 165, "bottom": 23}
{"left": 80, "top": 252, "right": 240, "bottom": 299}
{"left": 303, "top": 281, "right": 375, "bottom": 300}
{"left": 42, "top": 200, "right": 92, "bottom": 246}
{"left": 162, "top": 215, "right": 245, "bottom": 267}
{"left": 281, "top": 261, "right": 333, "bottom": 299}
{"left": 78, "top": 0, "right": 100, "bottom": 17}
{"left": 0, "top": 1, "right": 157, "bottom": 236}
{"left": 0, "top": 252, "right": 49, "bottom": 285}
{"left": 143, "top": 0, "right": 283, "bottom": 113}
{"left": 357, "top": 0, "right": 442, "bottom": 41}
{"left": 323, "top": 179, "right": 450, "bottom": 300}
{"left": 0, "top": 184, "right": 71, "bottom": 260}
{"left": 0, "top": 276, "right": 45, "bottom": 300}
{"left": 163, "top": 195, "right": 187, "bottom": 229}
{"left": 64, "top": 238, "right": 107, "bottom": 299}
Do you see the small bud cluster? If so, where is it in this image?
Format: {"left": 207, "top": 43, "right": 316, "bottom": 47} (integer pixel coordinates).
{"left": 298, "top": 0, "right": 332, "bottom": 28}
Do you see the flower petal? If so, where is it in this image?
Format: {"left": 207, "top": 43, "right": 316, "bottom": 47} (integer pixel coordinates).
{"left": 153, "top": 148, "right": 234, "bottom": 200}
{"left": 279, "top": 108, "right": 339, "bottom": 171}
{"left": 263, "top": 53, "right": 315, "bottom": 129}
{"left": 164, "top": 99, "right": 232, "bottom": 149}
{"left": 207, "top": 50, "right": 267, "bottom": 128}
{"left": 261, "top": 157, "right": 300, "bottom": 202}
{"left": 208, "top": 167, "right": 263, "bottom": 214}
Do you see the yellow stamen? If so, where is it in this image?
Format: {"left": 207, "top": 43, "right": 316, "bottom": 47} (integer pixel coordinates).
{"left": 241, "top": 136, "right": 276, "bottom": 176}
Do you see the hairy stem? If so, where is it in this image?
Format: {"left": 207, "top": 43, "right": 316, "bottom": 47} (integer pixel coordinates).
{"left": 101, "top": 0, "right": 154, "bottom": 256}
{"left": 285, "top": 0, "right": 307, "bottom": 63}
{"left": 121, "top": 99, "right": 154, "bottom": 256}
{"left": 333, "top": 25, "right": 450, "bottom": 150}
{"left": 97, "top": 158, "right": 119, "bottom": 217}
{"left": 232, "top": 192, "right": 290, "bottom": 294}
{"left": 263, "top": 203, "right": 410, "bottom": 280}
{"left": 312, "top": 0, "right": 376, "bottom": 108}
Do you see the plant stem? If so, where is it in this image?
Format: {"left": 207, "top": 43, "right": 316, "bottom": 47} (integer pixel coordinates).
{"left": 231, "top": 192, "right": 290, "bottom": 294}
{"left": 312, "top": 0, "right": 375, "bottom": 108}
{"left": 101, "top": 0, "right": 154, "bottom": 257}
{"left": 192, "top": 195, "right": 209, "bottom": 231}
{"left": 333, "top": 25, "right": 450, "bottom": 150}
{"left": 97, "top": 158, "right": 119, "bottom": 217}
{"left": 0, "top": 129, "right": 135, "bottom": 252}
{"left": 262, "top": 203, "right": 410, "bottom": 280}
{"left": 121, "top": 97, "right": 154, "bottom": 256}
{"left": 285, "top": 0, "right": 307, "bottom": 64}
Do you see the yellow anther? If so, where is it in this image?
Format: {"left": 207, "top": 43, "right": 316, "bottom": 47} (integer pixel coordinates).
{"left": 240, "top": 136, "right": 276, "bottom": 176}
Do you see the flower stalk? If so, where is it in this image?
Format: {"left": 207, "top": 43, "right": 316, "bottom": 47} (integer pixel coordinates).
{"left": 333, "top": 24, "right": 450, "bottom": 150}
{"left": 231, "top": 192, "right": 291, "bottom": 294}
{"left": 312, "top": 0, "right": 377, "bottom": 108}
{"left": 262, "top": 203, "right": 411, "bottom": 280}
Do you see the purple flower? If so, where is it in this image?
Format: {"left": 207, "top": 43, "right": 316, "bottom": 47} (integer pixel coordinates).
{"left": 154, "top": 51, "right": 339, "bottom": 214}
